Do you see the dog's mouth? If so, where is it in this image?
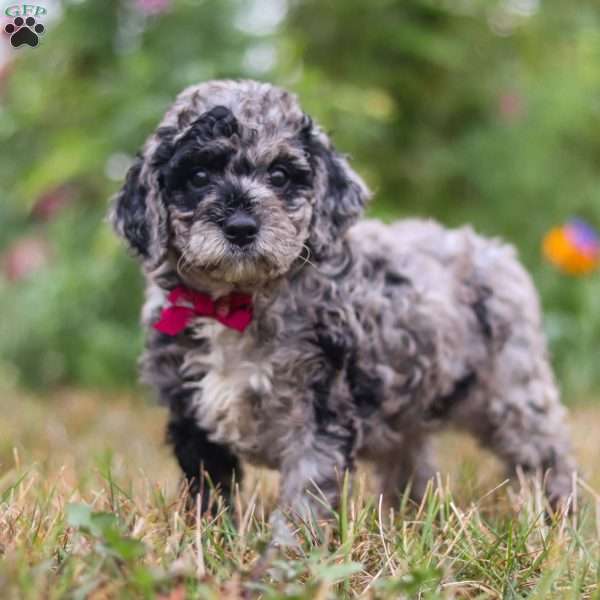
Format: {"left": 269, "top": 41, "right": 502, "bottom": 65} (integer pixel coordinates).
{"left": 175, "top": 245, "right": 289, "bottom": 286}
{"left": 174, "top": 219, "right": 306, "bottom": 286}
{"left": 224, "top": 239, "right": 259, "bottom": 257}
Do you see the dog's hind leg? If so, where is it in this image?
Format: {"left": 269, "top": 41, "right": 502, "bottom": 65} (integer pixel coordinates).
{"left": 373, "top": 433, "right": 436, "bottom": 508}
{"left": 447, "top": 234, "right": 578, "bottom": 509}
{"left": 451, "top": 356, "right": 576, "bottom": 511}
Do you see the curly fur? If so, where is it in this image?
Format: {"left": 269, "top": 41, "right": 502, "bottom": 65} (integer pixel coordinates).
{"left": 110, "top": 80, "right": 576, "bottom": 536}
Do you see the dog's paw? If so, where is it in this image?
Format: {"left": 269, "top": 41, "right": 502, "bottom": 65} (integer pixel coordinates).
{"left": 4, "top": 16, "right": 44, "bottom": 48}
{"left": 268, "top": 510, "right": 303, "bottom": 551}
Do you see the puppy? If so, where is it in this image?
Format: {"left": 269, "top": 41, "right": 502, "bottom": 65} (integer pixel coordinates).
{"left": 111, "top": 80, "right": 576, "bottom": 538}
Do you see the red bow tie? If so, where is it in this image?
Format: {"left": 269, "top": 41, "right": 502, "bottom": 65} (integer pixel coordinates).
{"left": 153, "top": 286, "right": 253, "bottom": 336}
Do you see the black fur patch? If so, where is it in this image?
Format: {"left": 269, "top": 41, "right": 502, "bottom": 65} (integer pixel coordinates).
{"left": 115, "top": 156, "right": 150, "bottom": 257}
{"left": 472, "top": 286, "right": 493, "bottom": 341}
{"left": 385, "top": 271, "right": 411, "bottom": 287}
{"left": 300, "top": 123, "right": 367, "bottom": 256}
{"left": 347, "top": 354, "right": 383, "bottom": 418}
{"left": 167, "top": 413, "right": 241, "bottom": 512}
{"left": 321, "top": 149, "right": 361, "bottom": 230}
{"left": 425, "top": 372, "right": 477, "bottom": 420}
{"left": 310, "top": 366, "right": 357, "bottom": 472}
{"left": 215, "top": 180, "right": 254, "bottom": 213}
{"left": 311, "top": 328, "right": 349, "bottom": 429}
{"left": 541, "top": 447, "right": 558, "bottom": 473}
{"left": 314, "top": 324, "right": 350, "bottom": 372}
{"left": 183, "top": 105, "right": 239, "bottom": 144}
{"left": 312, "top": 370, "right": 338, "bottom": 428}
{"left": 155, "top": 107, "right": 241, "bottom": 211}
{"left": 151, "top": 126, "right": 178, "bottom": 169}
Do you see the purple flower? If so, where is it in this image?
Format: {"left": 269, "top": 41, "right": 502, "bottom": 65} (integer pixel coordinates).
{"left": 565, "top": 218, "right": 600, "bottom": 255}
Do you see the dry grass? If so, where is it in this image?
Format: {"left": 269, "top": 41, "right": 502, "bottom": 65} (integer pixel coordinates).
{"left": 2, "top": 387, "right": 600, "bottom": 599}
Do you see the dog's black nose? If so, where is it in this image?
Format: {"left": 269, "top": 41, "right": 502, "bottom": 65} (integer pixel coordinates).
{"left": 223, "top": 211, "right": 258, "bottom": 246}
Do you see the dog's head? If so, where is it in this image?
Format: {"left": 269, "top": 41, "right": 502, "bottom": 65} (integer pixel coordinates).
{"left": 111, "top": 80, "right": 370, "bottom": 287}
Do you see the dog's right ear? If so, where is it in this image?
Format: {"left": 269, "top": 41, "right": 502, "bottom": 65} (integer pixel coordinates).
{"left": 110, "top": 125, "right": 177, "bottom": 266}
{"left": 110, "top": 156, "right": 150, "bottom": 259}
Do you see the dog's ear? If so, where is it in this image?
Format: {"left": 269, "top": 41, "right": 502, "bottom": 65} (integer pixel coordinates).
{"left": 109, "top": 153, "right": 167, "bottom": 267}
{"left": 302, "top": 117, "right": 371, "bottom": 258}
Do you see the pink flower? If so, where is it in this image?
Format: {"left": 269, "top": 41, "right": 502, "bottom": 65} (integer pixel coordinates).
{"left": 31, "top": 185, "right": 75, "bottom": 222}
{"left": 134, "top": 0, "right": 171, "bottom": 16}
{"left": 498, "top": 90, "right": 525, "bottom": 123}
{"left": 1, "top": 236, "right": 51, "bottom": 282}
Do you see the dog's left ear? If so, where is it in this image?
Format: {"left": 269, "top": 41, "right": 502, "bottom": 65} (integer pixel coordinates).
{"left": 109, "top": 153, "right": 168, "bottom": 268}
{"left": 302, "top": 117, "right": 371, "bottom": 258}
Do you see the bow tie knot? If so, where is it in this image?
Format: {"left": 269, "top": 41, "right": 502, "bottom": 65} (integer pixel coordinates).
{"left": 153, "top": 286, "right": 253, "bottom": 336}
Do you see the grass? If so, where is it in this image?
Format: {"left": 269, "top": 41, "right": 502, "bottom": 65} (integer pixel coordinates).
{"left": 2, "top": 389, "right": 600, "bottom": 599}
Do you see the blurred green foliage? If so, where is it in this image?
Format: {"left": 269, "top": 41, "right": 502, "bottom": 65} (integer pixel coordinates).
{"left": 1, "top": 0, "right": 600, "bottom": 397}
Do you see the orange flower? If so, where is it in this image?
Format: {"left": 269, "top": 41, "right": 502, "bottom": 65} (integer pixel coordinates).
{"left": 543, "top": 222, "right": 600, "bottom": 276}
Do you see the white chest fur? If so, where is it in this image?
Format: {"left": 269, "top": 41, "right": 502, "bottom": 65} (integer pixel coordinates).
{"left": 183, "top": 320, "right": 273, "bottom": 449}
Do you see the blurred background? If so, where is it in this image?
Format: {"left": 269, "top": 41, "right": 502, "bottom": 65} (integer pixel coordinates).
{"left": 2, "top": 0, "right": 600, "bottom": 400}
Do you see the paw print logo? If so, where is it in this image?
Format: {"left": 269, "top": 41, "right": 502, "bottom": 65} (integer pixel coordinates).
{"left": 4, "top": 16, "right": 45, "bottom": 48}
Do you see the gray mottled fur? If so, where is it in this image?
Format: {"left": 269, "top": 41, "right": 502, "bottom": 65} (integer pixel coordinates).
{"left": 110, "top": 80, "right": 576, "bottom": 540}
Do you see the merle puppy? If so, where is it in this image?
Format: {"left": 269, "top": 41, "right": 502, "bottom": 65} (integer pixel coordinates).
{"left": 111, "top": 79, "right": 575, "bottom": 538}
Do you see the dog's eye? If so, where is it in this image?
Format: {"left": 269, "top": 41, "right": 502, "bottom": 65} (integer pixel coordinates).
{"left": 269, "top": 167, "right": 289, "bottom": 188}
{"left": 189, "top": 169, "right": 210, "bottom": 189}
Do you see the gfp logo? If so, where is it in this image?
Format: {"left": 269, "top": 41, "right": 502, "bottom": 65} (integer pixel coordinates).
{"left": 5, "top": 4, "right": 46, "bottom": 17}
{"left": 3, "top": 4, "right": 46, "bottom": 47}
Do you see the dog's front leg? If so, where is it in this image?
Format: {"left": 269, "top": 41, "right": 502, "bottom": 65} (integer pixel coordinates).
{"left": 168, "top": 413, "right": 241, "bottom": 513}
{"left": 141, "top": 331, "right": 242, "bottom": 514}
{"left": 270, "top": 430, "right": 354, "bottom": 547}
